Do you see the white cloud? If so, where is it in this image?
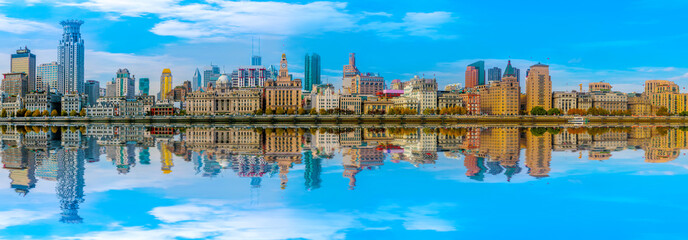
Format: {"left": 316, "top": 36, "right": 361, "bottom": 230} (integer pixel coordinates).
{"left": 0, "top": 209, "right": 55, "bottom": 229}
{"left": 62, "top": 0, "right": 454, "bottom": 40}
{"left": 0, "top": 14, "right": 59, "bottom": 34}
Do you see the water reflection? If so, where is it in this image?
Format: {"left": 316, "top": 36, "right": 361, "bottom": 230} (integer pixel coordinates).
{"left": 0, "top": 125, "right": 686, "bottom": 226}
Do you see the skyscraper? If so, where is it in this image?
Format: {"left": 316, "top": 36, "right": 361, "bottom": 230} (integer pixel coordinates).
{"left": 11, "top": 47, "right": 36, "bottom": 92}
{"left": 58, "top": 20, "right": 85, "bottom": 94}
{"left": 105, "top": 81, "right": 116, "bottom": 97}
{"left": 57, "top": 149, "right": 86, "bottom": 223}
{"left": 84, "top": 80, "right": 99, "bottom": 105}
{"left": 526, "top": 63, "right": 552, "bottom": 112}
{"left": 37, "top": 62, "right": 60, "bottom": 92}
{"left": 192, "top": 68, "right": 201, "bottom": 91}
{"left": 115, "top": 68, "right": 135, "bottom": 99}
{"left": 342, "top": 53, "right": 360, "bottom": 94}
{"left": 468, "top": 61, "right": 485, "bottom": 86}
{"left": 465, "top": 66, "right": 479, "bottom": 88}
{"left": 487, "top": 67, "right": 502, "bottom": 82}
{"left": 203, "top": 65, "right": 220, "bottom": 88}
{"left": 251, "top": 37, "right": 262, "bottom": 66}
{"left": 304, "top": 53, "right": 321, "bottom": 92}
{"left": 160, "top": 69, "right": 173, "bottom": 100}
{"left": 139, "top": 78, "right": 149, "bottom": 95}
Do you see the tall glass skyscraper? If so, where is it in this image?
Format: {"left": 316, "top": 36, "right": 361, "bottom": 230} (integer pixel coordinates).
{"left": 84, "top": 80, "right": 99, "bottom": 105}
{"left": 192, "top": 68, "right": 201, "bottom": 91}
{"left": 37, "top": 62, "right": 60, "bottom": 93}
{"left": 58, "top": 20, "right": 85, "bottom": 94}
{"left": 304, "top": 53, "right": 321, "bottom": 92}
{"left": 203, "top": 65, "right": 220, "bottom": 88}
{"left": 115, "top": 68, "right": 135, "bottom": 99}
{"left": 11, "top": 47, "right": 36, "bottom": 91}
{"left": 488, "top": 67, "right": 502, "bottom": 82}
{"left": 139, "top": 77, "right": 149, "bottom": 95}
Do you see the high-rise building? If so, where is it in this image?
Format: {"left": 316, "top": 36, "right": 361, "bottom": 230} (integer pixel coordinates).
{"left": 525, "top": 63, "right": 552, "bottom": 112}
{"left": 487, "top": 67, "right": 502, "bottom": 82}
{"left": 2, "top": 73, "right": 28, "bottom": 98}
{"left": 251, "top": 37, "right": 262, "bottom": 66}
{"left": 192, "top": 68, "right": 201, "bottom": 91}
{"left": 84, "top": 80, "right": 99, "bottom": 105}
{"left": 231, "top": 66, "right": 272, "bottom": 88}
{"left": 342, "top": 53, "right": 360, "bottom": 94}
{"left": 203, "top": 65, "right": 220, "bottom": 88}
{"left": 480, "top": 61, "right": 521, "bottom": 115}
{"left": 37, "top": 62, "right": 60, "bottom": 93}
{"left": 58, "top": 20, "right": 85, "bottom": 94}
{"left": 304, "top": 53, "right": 321, "bottom": 92}
{"left": 115, "top": 68, "right": 135, "bottom": 99}
{"left": 465, "top": 66, "right": 479, "bottom": 88}
{"left": 468, "top": 61, "right": 485, "bottom": 86}
{"left": 105, "top": 81, "right": 116, "bottom": 97}
{"left": 139, "top": 78, "right": 149, "bottom": 95}
{"left": 265, "top": 54, "right": 302, "bottom": 111}
{"left": 11, "top": 47, "right": 36, "bottom": 92}
{"left": 160, "top": 69, "right": 173, "bottom": 100}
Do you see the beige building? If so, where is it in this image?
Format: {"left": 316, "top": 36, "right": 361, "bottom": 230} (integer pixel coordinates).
{"left": 402, "top": 76, "right": 438, "bottom": 112}
{"left": 627, "top": 93, "right": 652, "bottom": 115}
{"left": 339, "top": 95, "right": 363, "bottom": 114}
{"left": 363, "top": 97, "right": 394, "bottom": 114}
{"left": 265, "top": 54, "right": 302, "bottom": 111}
{"left": 437, "top": 90, "right": 464, "bottom": 109}
{"left": 310, "top": 84, "right": 339, "bottom": 111}
{"left": 589, "top": 82, "right": 612, "bottom": 92}
{"left": 590, "top": 91, "right": 628, "bottom": 112}
{"left": 480, "top": 61, "right": 520, "bottom": 115}
{"left": 185, "top": 78, "right": 262, "bottom": 115}
{"left": 525, "top": 64, "right": 552, "bottom": 112}
{"left": 552, "top": 91, "right": 578, "bottom": 113}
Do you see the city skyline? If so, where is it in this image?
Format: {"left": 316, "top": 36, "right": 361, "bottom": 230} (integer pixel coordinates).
{"left": 1, "top": 1, "right": 688, "bottom": 95}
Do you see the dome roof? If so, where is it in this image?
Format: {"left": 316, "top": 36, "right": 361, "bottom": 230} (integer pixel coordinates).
{"left": 217, "top": 73, "right": 230, "bottom": 84}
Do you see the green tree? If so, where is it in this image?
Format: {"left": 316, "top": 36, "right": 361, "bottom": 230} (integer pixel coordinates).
{"left": 51, "top": 110, "right": 58, "bottom": 117}
{"left": 79, "top": 109, "right": 86, "bottom": 117}
{"left": 298, "top": 108, "right": 306, "bottom": 115}
{"left": 657, "top": 106, "right": 670, "bottom": 116}
{"left": 254, "top": 109, "right": 263, "bottom": 115}
{"left": 24, "top": 110, "right": 33, "bottom": 117}
{"left": 0, "top": 109, "right": 6, "bottom": 118}
{"left": 266, "top": 108, "right": 274, "bottom": 115}
{"left": 530, "top": 127, "right": 548, "bottom": 136}
{"left": 286, "top": 108, "right": 295, "bottom": 115}
{"left": 275, "top": 107, "right": 285, "bottom": 115}
{"left": 69, "top": 110, "right": 78, "bottom": 116}
{"left": 547, "top": 108, "right": 561, "bottom": 115}
{"left": 530, "top": 106, "right": 547, "bottom": 115}
{"left": 32, "top": 110, "right": 41, "bottom": 117}
{"left": 422, "top": 108, "right": 433, "bottom": 115}
{"left": 319, "top": 109, "right": 327, "bottom": 115}
{"left": 679, "top": 111, "right": 688, "bottom": 116}
{"left": 310, "top": 108, "right": 317, "bottom": 115}
{"left": 61, "top": 110, "right": 68, "bottom": 116}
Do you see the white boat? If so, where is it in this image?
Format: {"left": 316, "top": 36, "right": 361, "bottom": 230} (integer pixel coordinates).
{"left": 568, "top": 117, "right": 588, "bottom": 124}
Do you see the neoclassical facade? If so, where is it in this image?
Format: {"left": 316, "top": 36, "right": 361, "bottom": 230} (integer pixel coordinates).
{"left": 264, "top": 54, "right": 302, "bottom": 111}
{"left": 185, "top": 75, "right": 262, "bottom": 115}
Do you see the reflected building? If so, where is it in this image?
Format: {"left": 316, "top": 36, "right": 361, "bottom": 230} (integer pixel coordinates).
{"left": 56, "top": 146, "right": 86, "bottom": 223}
{"left": 264, "top": 129, "right": 302, "bottom": 189}
{"left": 525, "top": 130, "right": 552, "bottom": 178}
{"left": 303, "top": 151, "right": 322, "bottom": 190}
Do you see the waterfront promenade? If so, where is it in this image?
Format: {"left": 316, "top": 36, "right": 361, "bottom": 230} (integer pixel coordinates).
{"left": 1, "top": 115, "right": 687, "bottom": 126}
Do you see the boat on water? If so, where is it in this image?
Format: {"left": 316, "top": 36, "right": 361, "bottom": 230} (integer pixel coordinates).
{"left": 568, "top": 117, "right": 588, "bottom": 124}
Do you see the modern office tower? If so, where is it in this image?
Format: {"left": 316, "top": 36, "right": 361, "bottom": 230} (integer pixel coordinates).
{"left": 58, "top": 20, "right": 85, "bottom": 94}
{"left": 11, "top": 47, "right": 36, "bottom": 92}
{"left": 251, "top": 37, "right": 262, "bottom": 66}
{"left": 488, "top": 67, "right": 502, "bottom": 82}
{"left": 105, "top": 81, "right": 116, "bottom": 97}
{"left": 230, "top": 66, "right": 271, "bottom": 88}
{"left": 160, "top": 68, "right": 173, "bottom": 100}
{"left": 139, "top": 77, "right": 149, "bottom": 95}
{"left": 525, "top": 63, "right": 552, "bottom": 112}
{"left": 57, "top": 150, "right": 86, "bottom": 223}
{"left": 2, "top": 73, "right": 28, "bottom": 98}
{"left": 342, "top": 53, "right": 360, "bottom": 94}
{"left": 84, "top": 80, "right": 99, "bottom": 105}
{"left": 192, "top": 68, "right": 201, "bottom": 91}
{"left": 265, "top": 54, "right": 302, "bottom": 111}
{"left": 513, "top": 67, "right": 521, "bottom": 82}
{"left": 203, "top": 65, "right": 220, "bottom": 88}
{"left": 466, "top": 61, "right": 485, "bottom": 87}
{"left": 37, "top": 62, "right": 60, "bottom": 92}
{"left": 115, "top": 68, "right": 135, "bottom": 99}
{"left": 304, "top": 53, "right": 321, "bottom": 92}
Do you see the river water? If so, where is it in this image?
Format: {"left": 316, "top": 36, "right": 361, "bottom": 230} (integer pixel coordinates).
{"left": 0, "top": 125, "right": 686, "bottom": 239}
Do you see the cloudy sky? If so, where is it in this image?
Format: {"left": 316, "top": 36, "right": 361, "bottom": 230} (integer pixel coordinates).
{"left": 2, "top": 0, "right": 688, "bottom": 95}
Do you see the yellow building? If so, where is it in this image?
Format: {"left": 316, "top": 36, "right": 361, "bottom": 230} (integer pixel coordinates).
{"left": 627, "top": 93, "right": 652, "bottom": 115}
{"left": 265, "top": 54, "right": 302, "bottom": 112}
{"left": 525, "top": 63, "right": 552, "bottom": 112}
{"left": 480, "top": 61, "right": 520, "bottom": 115}
{"left": 525, "top": 130, "right": 552, "bottom": 178}
{"left": 184, "top": 77, "right": 262, "bottom": 115}
{"left": 160, "top": 68, "right": 173, "bottom": 101}
{"left": 363, "top": 97, "right": 394, "bottom": 114}
{"left": 645, "top": 80, "right": 688, "bottom": 114}
{"left": 264, "top": 129, "right": 302, "bottom": 189}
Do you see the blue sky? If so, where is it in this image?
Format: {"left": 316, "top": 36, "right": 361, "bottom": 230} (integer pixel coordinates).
{"left": 2, "top": 0, "right": 688, "bottom": 94}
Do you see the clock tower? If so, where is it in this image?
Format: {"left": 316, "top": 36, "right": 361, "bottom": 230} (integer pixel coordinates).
{"left": 279, "top": 53, "right": 288, "bottom": 78}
